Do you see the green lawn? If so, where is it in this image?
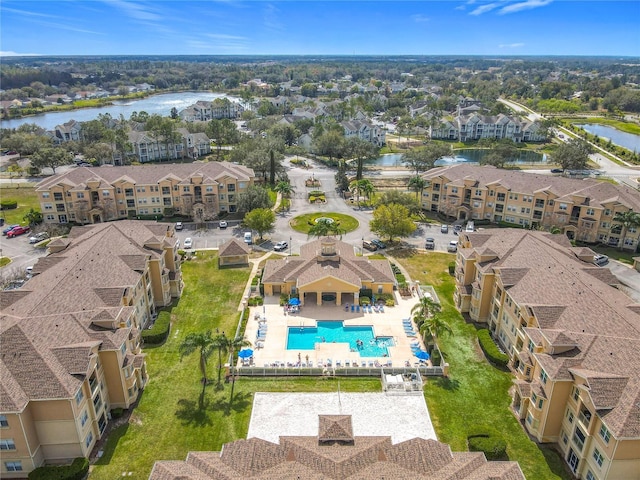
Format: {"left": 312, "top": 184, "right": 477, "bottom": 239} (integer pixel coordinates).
{"left": 565, "top": 116, "right": 640, "bottom": 136}
{"left": 398, "top": 250, "right": 571, "bottom": 480}
{"left": 289, "top": 212, "right": 359, "bottom": 234}
{"left": 0, "top": 184, "right": 39, "bottom": 226}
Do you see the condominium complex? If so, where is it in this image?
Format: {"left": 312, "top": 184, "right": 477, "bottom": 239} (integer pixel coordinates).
{"left": 431, "top": 112, "right": 545, "bottom": 143}
{"left": 0, "top": 221, "right": 183, "bottom": 477}
{"left": 421, "top": 165, "right": 640, "bottom": 250}
{"left": 35, "top": 161, "right": 255, "bottom": 225}
{"left": 454, "top": 229, "right": 640, "bottom": 480}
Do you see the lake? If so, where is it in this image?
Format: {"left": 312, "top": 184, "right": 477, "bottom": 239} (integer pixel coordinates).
{"left": 0, "top": 92, "right": 240, "bottom": 131}
{"left": 577, "top": 124, "right": 640, "bottom": 152}
{"left": 368, "top": 149, "right": 546, "bottom": 167}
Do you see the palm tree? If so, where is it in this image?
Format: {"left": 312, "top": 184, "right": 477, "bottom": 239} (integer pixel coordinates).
{"left": 349, "top": 179, "right": 372, "bottom": 209}
{"left": 274, "top": 180, "right": 295, "bottom": 199}
{"left": 179, "top": 331, "right": 215, "bottom": 386}
{"left": 408, "top": 175, "right": 426, "bottom": 203}
{"left": 359, "top": 179, "right": 375, "bottom": 204}
{"left": 411, "top": 296, "right": 442, "bottom": 329}
{"left": 611, "top": 210, "right": 640, "bottom": 251}
{"left": 228, "top": 336, "right": 252, "bottom": 405}
{"left": 212, "top": 333, "right": 230, "bottom": 386}
{"left": 411, "top": 297, "right": 450, "bottom": 352}
{"left": 308, "top": 218, "right": 346, "bottom": 239}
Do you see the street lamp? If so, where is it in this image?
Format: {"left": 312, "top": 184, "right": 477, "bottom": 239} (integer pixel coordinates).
{"left": 289, "top": 236, "right": 292, "bottom": 256}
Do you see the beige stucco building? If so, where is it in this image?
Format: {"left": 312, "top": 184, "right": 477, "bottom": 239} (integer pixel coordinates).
{"left": 35, "top": 161, "right": 255, "bottom": 225}
{"left": 453, "top": 229, "right": 640, "bottom": 480}
{"left": 218, "top": 238, "right": 251, "bottom": 267}
{"left": 421, "top": 165, "right": 640, "bottom": 250}
{"left": 262, "top": 239, "right": 395, "bottom": 306}
{"left": 0, "top": 221, "right": 183, "bottom": 477}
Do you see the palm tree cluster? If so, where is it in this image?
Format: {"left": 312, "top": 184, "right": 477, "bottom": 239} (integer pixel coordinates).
{"left": 612, "top": 210, "right": 640, "bottom": 250}
{"left": 411, "top": 296, "right": 452, "bottom": 356}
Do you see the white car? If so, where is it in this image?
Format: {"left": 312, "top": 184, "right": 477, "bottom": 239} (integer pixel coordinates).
{"left": 219, "top": 220, "right": 228, "bottom": 229}
{"left": 274, "top": 241, "right": 288, "bottom": 252}
{"left": 183, "top": 237, "right": 193, "bottom": 249}
{"left": 447, "top": 240, "right": 458, "bottom": 253}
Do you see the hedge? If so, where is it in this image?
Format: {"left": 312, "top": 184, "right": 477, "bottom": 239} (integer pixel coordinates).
{"left": 28, "top": 457, "right": 89, "bottom": 480}
{"left": 247, "top": 296, "right": 263, "bottom": 306}
{"left": 0, "top": 199, "right": 18, "bottom": 210}
{"left": 477, "top": 329, "right": 509, "bottom": 367}
{"left": 467, "top": 431, "right": 507, "bottom": 461}
{"left": 359, "top": 296, "right": 371, "bottom": 306}
{"left": 141, "top": 311, "right": 171, "bottom": 345}
{"left": 359, "top": 288, "right": 373, "bottom": 300}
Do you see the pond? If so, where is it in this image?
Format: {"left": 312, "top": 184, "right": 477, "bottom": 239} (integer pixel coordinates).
{"left": 0, "top": 91, "right": 241, "bottom": 131}
{"left": 576, "top": 124, "right": 640, "bottom": 152}
{"left": 367, "top": 149, "right": 546, "bottom": 167}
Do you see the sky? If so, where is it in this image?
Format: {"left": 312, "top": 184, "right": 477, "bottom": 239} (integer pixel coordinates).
{"left": 0, "top": 0, "right": 639, "bottom": 57}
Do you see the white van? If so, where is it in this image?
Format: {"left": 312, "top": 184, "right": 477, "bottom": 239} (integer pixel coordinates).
{"left": 244, "top": 232, "right": 253, "bottom": 245}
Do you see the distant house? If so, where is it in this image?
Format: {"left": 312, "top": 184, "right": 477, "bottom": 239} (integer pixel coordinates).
{"left": 54, "top": 120, "right": 82, "bottom": 142}
{"left": 218, "top": 238, "right": 251, "bottom": 267}
{"left": 179, "top": 98, "right": 244, "bottom": 122}
{"left": 341, "top": 119, "right": 386, "bottom": 146}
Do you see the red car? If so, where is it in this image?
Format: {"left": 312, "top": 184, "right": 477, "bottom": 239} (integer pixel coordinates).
{"left": 7, "top": 226, "right": 30, "bottom": 238}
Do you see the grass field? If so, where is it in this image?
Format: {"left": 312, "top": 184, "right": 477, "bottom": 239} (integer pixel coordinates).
{"left": 90, "top": 249, "right": 570, "bottom": 480}
{"left": 0, "top": 184, "right": 39, "bottom": 226}
{"left": 289, "top": 212, "right": 359, "bottom": 234}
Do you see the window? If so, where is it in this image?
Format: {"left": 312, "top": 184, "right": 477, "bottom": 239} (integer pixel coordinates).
{"left": 42, "top": 192, "right": 50, "bottom": 198}
{"left": 475, "top": 189, "right": 483, "bottom": 196}
{"left": 586, "top": 208, "right": 595, "bottom": 216}
{"left": 85, "top": 431, "right": 93, "bottom": 448}
{"left": 599, "top": 425, "right": 611, "bottom": 443}
{"left": 77, "top": 192, "right": 85, "bottom": 199}
{"left": 102, "top": 190, "right": 110, "bottom": 196}
{"left": 585, "top": 471, "right": 595, "bottom": 480}
{"left": 75, "top": 388, "right": 84, "bottom": 404}
{"left": 604, "top": 209, "right": 611, "bottom": 216}
{"left": 80, "top": 410, "right": 89, "bottom": 427}
{"left": 566, "top": 409, "right": 574, "bottom": 424}
{"left": 562, "top": 431, "right": 569, "bottom": 445}
{"left": 0, "top": 415, "right": 7, "bottom": 427}
{"left": 573, "top": 426, "right": 586, "bottom": 451}
{"left": 0, "top": 439, "right": 16, "bottom": 450}
{"left": 227, "top": 184, "right": 236, "bottom": 192}
{"left": 572, "top": 387, "right": 579, "bottom": 402}
{"left": 540, "top": 369, "right": 548, "bottom": 384}
{"left": 592, "top": 448, "right": 604, "bottom": 467}
{"left": 54, "top": 192, "right": 63, "bottom": 201}
{"left": 183, "top": 186, "right": 190, "bottom": 193}
{"left": 4, "top": 462, "right": 22, "bottom": 472}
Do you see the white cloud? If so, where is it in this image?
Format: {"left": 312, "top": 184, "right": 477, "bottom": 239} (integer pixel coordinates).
{"left": 412, "top": 14, "right": 430, "bottom": 23}
{"left": 499, "top": 0, "right": 553, "bottom": 14}
{"left": 455, "top": 5, "right": 467, "bottom": 10}
{"left": 205, "top": 33, "right": 247, "bottom": 41}
{"left": 469, "top": 2, "right": 501, "bottom": 16}
{"left": 1, "top": 7, "right": 59, "bottom": 18}
{"left": 263, "top": 3, "right": 282, "bottom": 31}
{"left": 0, "top": 51, "right": 41, "bottom": 57}
{"left": 105, "top": 0, "right": 162, "bottom": 21}
{"left": 499, "top": 42, "right": 525, "bottom": 48}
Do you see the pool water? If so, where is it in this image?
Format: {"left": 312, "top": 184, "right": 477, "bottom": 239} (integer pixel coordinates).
{"left": 287, "top": 321, "right": 394, "bottom": 357}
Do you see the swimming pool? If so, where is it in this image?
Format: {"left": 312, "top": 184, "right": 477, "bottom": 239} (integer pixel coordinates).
{"left": 286, "top": 321, "right": 394, "bottom": 357}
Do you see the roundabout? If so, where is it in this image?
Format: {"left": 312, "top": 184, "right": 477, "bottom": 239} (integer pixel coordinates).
{"left": 289, "top": 212, "right": 360, "bottom": 235}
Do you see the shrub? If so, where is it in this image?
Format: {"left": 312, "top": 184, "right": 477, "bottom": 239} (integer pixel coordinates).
{"left": 385, "top": 298, "right": 395, "bottom": 307}
{"left": 448, "top": 262, "right": 455, "bottom": 275}
{"left": 28, "top": 457, "right": 89, "bottom": 480}
{"left": 430, "top": 348, "right": 442, "bottom": 366}
{"left": 359, "top": 288, "right": 373, "bottom": 299}
{"left": 142, "top": 311, "right": 171, "bottom": 345}
{"left": 395, "top": 273, "right": 406, "bottom": 284}
{"left": 251, "top": 276, "right": 260, "bottom": 285}
{"left": 477, "top": 329, "right": 509, "bottom": 367}
{"left": 0, "top": 199, "right": 18, "bottom": 210}
{"left": 247, "top": 296, "right": 263, "bottom": 306}
{"left": 468, "top": 432, "right": 507, "bottom": 461}
{"left": 279, "top": 293, "right": 289, "bottom": 306}
{"left": 359, "top": 296, "right": 371, "bottom": 306}
{"left": 375, "top": 292, "right": 394, "bottom": 304}
{"left": 111, "top": 407, "right": 124, "bottom": 419}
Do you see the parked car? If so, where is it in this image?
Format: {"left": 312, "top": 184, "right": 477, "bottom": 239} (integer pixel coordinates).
{"left": 371, "top": 239, "right": 386, "bottom": 249}
{"left": 183, "top": 237, "right": 193, "bottom": 249}
{"left": 447, "top": 240, "right": 458, "bottom": 253}
{"left": 550, "top": 168, "right": 564, "bottom": 174}
{"left": 175, "top": 222, "right": 183, "bottom": 231}
{"left": 2, "top": 224, "right": 20, "bottom": 235}
{"left": 29, "top": 232, "right": 49, "bottom": 244}
{"left": 465, "top": 221, "right": 475, "bottom": 233}
{"left": 594, "top": 254, "right": 609, "bottom": 266}
{"left": 219, "top": 220, "right": 228, "bottom": 229}
{"left": 440, "top": 224, "right": 449, "bottom": 234}
{"left": 454, "top": 224, "right": 462, "bottom": 233}
{"left": 274, "top": 241, "right": 288, "bottom": 251}
{"left": 243, "top": 232, "right": 253, "bottom": 244}
{"left": 7, "top": 226, "right": 30, "bottom": 238}
{"left": 362, "top": 240, "right": 378, "bottom": 251}
{"left": 425, "top": 237, "right": 435, "bottom": 250}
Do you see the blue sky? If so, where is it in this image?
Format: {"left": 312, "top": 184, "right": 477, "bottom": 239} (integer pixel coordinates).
{"left": 1, "top": 1, "right": 639, "bottom": 57}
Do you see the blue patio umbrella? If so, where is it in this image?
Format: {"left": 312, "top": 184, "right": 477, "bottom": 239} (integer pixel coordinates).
{"left": 414, "top": 350, "right": 430, "bottom": 360}
{"left": 238, "top": 349, "right": 254, "bottom": 359}
{"left": 288, "top": 298, "right": 301, "bottom": 306}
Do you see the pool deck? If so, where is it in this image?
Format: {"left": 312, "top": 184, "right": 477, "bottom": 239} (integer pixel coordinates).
{"left": 240, "top": 291, "right": 430, "bottom": 370}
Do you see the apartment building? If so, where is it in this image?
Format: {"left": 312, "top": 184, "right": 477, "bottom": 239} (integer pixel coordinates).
{"left": 431, "top": 113, "right": 545, "bottom": 143}
{"left": 340, "top": 119, "right": 386, "bottom": 146}
{"left": 35, "top": 161, "right": 255, "bottom": 225}
{"left": 0, "top": 221, "right": 183, "bottom": 477}
{"left": 178, "top": 98, "right": 244, "bottom": 122}
{"left": 421, "top": 165, "right": 640, "bottom": 251}
{"left": 453, "top": 229, "right": 640, "bottom": 479}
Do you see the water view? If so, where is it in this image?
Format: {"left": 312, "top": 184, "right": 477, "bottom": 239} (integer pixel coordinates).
{"left": 0, "top": 91, "right": 239, "bottom": 131}
{"left": 368, "top": 149, "right": 546, "bottom": 167}
{"left": 577, "top": 124, "right": 640, "bottom": 152}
